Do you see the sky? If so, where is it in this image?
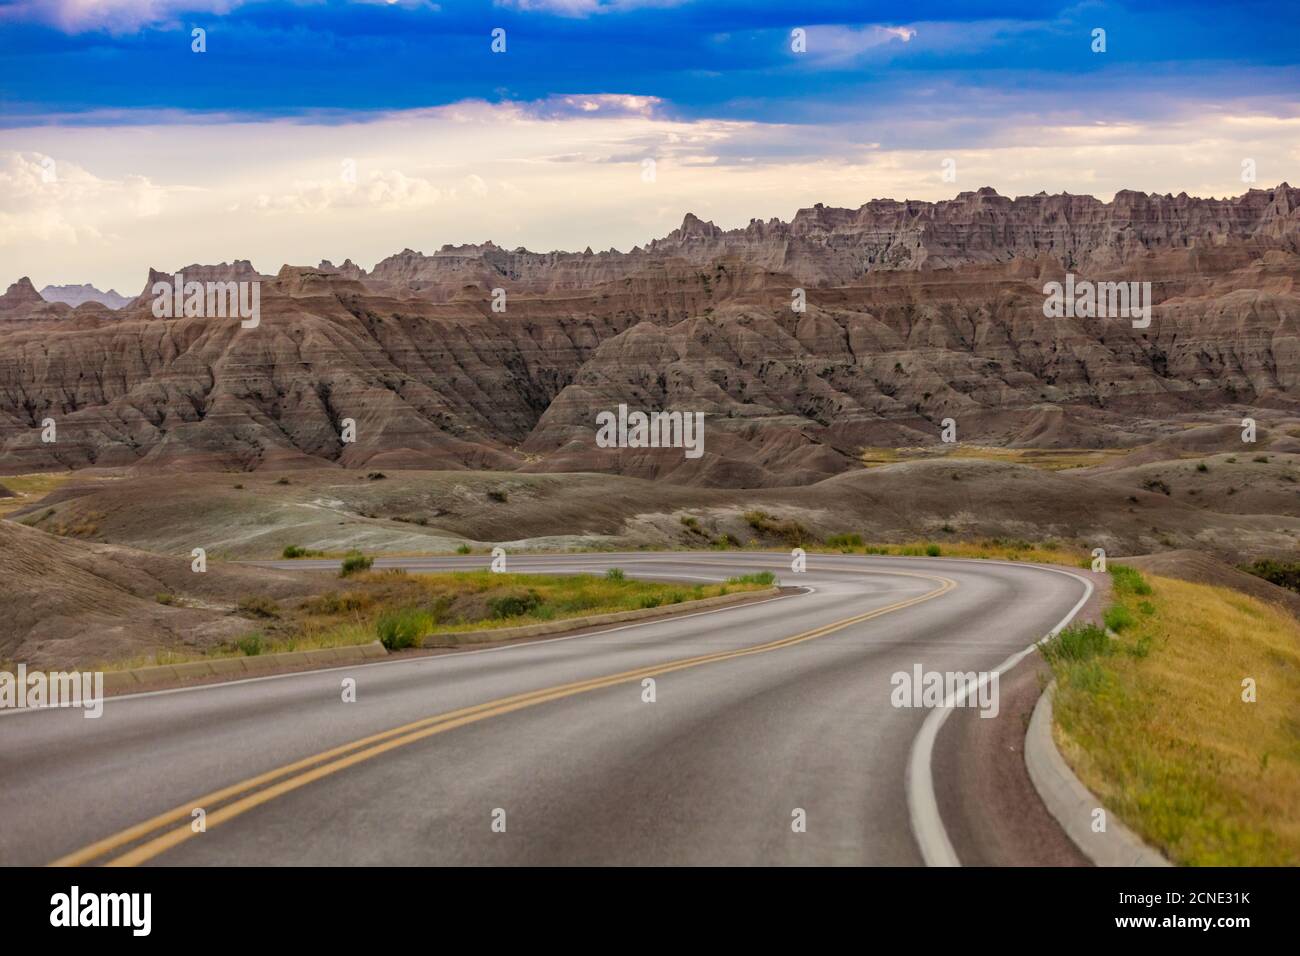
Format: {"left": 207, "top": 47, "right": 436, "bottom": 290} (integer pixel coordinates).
{"left": 1, "top": 0, "right": 1297, "bottom": 291}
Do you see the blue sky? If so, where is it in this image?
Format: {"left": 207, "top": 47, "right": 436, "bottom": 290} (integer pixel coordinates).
{"left": 1, "top": 0, "right": 1296, "bottom": 290}
{"left": 2, "top": 1, "right": 1296, "bottom": 128}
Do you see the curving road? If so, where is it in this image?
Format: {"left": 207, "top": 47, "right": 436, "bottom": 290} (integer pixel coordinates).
{"left": 0, "top": 553, "right": 1098, "bottom": 866}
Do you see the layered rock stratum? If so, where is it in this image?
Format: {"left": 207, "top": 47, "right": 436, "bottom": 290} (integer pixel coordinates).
{"left": 2, "top": 184, "right": 1298, "bottom": 486}
{"left": 39, "top": 283, "right": 130, "bottom": 310}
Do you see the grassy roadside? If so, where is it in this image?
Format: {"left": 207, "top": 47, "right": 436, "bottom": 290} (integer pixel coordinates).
{"left": 108, "top": 568, "right": 773, "bottom": 671}
{"left": 1043, "top": 565, "right": 1300, "bottom": 865}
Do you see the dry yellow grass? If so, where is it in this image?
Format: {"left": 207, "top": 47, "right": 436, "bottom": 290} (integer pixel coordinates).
{"left": 813, "top": 537, "right": 1086, "bottom": 567}
{"left": 0, "top": 473, "right": 81, "bottom": 517}
{"left": 1052, "top": 573, "right": 1300, "bottom": 865}
{"left": 858, "top": 445, "right": 1127, "bottom": 471}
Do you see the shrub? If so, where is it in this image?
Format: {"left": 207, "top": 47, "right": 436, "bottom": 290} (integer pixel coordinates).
{"left": 376, "top": 609, "right": 431, "bottom": 650}
{"left": 638, "top": 595, "right": 663, "bottom": 609}
{"left": 455, "top": 544, "right": 472, "bottom": 555}
{"left": 744, "top": 510, "right": 807, "bottom": 546}
{"left": 826, "top": 533, "right": 863, "bottom": 549}
{"left": 282, "top": 544, "right": 319, "bottom": 559}
{"left": 1103, "top": 604, "right": 1136, "bottom": 633}
{"left": 925, "top": 544, "right": 942, "bottom": 557}
{"left": 487, "top": 489, "right": 508, "bottom": 503}
{"left": 275, "top": 477, "right": 291, "bottom": 485}
{"left": 237, "top": 632, "right": 265, "bottom": 657}
{"left": 367, "top": 472, "right": 387, "bottom": 481}
{"left": 155, "top": 593, "right": 176, "bottom": 606}
{"left": 237, "top": 595, "right": 280, "bottom": 618}
{"left": 304, "top": 591, "right": 371, "bottom": 614}
{"left": 339, "top": 551, "right": 373, "bottom": 577}
{"left": 1041, "top": 623, "right": 1110, "bottom": 665}
{"left": 1196, "top": 462, "right": 1209, "bottom": 473}
{"left": 605, "top": 568, "right": 626, "bottom": 582}
{"left": 1109, "top": 564, "right": 1153, "bottom": 596}
{"left": 488, "top": 589, "right": 543, "bottom": 619}
{"left": 1141, "top": 477, "right": 1172, "bottom": 496}
{"left": 1240, "top": 559, "right": 1300, "bottom": 594}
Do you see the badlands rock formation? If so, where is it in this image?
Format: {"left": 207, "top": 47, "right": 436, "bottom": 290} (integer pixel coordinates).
{"left": 1, "top": 185, "right": 1298, "bottom": 486}
{"left": 40, "top": 284, "right": 130, "bottom": 310}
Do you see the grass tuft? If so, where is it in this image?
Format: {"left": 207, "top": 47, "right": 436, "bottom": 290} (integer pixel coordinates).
{"left": 376, "top": 608, "right": 431, "bottom": 650}
{"left": 726, "top": 570, "right": 776, "bottom": 586}
{"left": 339, "top": 551, "right": 374, "bottom": 577}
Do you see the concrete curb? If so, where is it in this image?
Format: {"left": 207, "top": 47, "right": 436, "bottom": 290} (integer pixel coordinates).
{"left": 102, "top": 641, "right": 389, "bottom": 694}
{"left": 1025, "top": 682, "right": 1171, "bottom": 867}
{"left": 422, "top": 586, "right": 782, "bottom": 648}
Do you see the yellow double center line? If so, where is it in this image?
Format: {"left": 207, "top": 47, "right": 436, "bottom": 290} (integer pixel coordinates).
{"left": 52, "top": 568, "right": 955, "bottom": 867}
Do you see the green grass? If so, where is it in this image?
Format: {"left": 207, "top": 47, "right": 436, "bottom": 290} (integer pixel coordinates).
{"left": 1102, "top": 603, "right": 1136, "bottom": 633}
{"left": 487, "top": 589, "right": 543, "bottom": 619}
{"left": 376, "top": 608, "right": 431, "bottom": 650}
{"left": 339, "top": 551, "right": 374, "bottom": 577}
{"left": 236, "top": 632, "right": 265, "bottom": 657}
{"left": 1040, "top": 622, "right": 1110, "bottom": 665}
{"left": 1109, "top": 563, "right": 1153, "bottom": 596}
{"left": 281, "top": 544, "right": 323, "bottom": 559}
{"left": 726, "top": 570, "right": 776, "bottom": 585}
{"left": 1044, "top": 565, "right": 1300, "bottom": 865}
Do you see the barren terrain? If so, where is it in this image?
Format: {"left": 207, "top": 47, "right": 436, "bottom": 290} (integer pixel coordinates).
{"left": 4, "top": 184, "right": 1300, "bottom": 665}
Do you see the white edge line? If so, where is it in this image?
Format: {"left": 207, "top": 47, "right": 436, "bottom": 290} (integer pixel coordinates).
{"left": 905, "top": 561, "right": 1096, "bottom": 867}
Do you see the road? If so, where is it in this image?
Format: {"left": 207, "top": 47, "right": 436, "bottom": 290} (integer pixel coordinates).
{"left": 0, "top": 552, "right": 1096, "bottom": 866}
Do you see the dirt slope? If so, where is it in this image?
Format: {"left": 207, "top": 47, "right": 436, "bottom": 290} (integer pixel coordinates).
{"left": 0, "top": 520, "right": 329, "bottom": 668}
{"left": 1120, "top": 550, "right": 1300, "bottom": 617}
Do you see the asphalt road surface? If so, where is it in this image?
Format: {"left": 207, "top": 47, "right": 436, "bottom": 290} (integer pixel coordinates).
{"left": 1, "top": 552, "right": 1095, "bottom": 866}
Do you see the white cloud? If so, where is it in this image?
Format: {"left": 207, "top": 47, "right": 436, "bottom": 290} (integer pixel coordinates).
{"left": 246, "top": 168, "right": 443, "bottom": 214}
{"left": 0, "top": 152, "right": 174, "bottom": 246}
{"left": 0, "top": 1, "right": 248, "bottom": 34}
{"left": 804, "top": 23, "right": 918, "bottom": 61}
{"left": 495, "top": 0, "right": 687, "bottom": 17}
{"left": 3, "top": 101, "right": 1297, "bottom": 291}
